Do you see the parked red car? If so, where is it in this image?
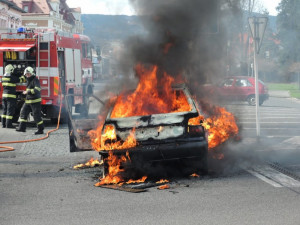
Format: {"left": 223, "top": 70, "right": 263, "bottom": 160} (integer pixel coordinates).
{"left": 205, "top": 76, "right": 269, "bottom": 105}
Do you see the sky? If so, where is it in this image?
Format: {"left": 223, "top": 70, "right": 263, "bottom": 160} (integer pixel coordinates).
{"left": 262, "top": 0, "right": 281, "bottom": 16}
{"left": 66, "top": 0, "right": 281, "bottom": 16}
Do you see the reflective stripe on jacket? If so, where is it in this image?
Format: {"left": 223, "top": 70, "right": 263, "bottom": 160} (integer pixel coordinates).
{"left": 1, "top": 73, "right": 26, "bottom": 98}
{"left": 25, "top": 75, "right": 41, "bottom": 103}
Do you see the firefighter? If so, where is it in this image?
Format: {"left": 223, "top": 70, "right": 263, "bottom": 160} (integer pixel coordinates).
{"left": 1, "top": 64, "right": 26, "bottom": 128}
{"left": 16, "top": 67, "right": 44, "bottom": 135}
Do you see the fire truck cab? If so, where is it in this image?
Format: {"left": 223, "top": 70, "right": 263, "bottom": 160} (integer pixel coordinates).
{"left": 0, "top": 27, "right": 94, "bottom": 121}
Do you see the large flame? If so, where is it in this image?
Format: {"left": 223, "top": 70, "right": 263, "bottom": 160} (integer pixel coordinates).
{"left": 95, "top": 151, "right": 128, "bottom": 186}
{"left": 111, "top": 64, "right": 191, "bottom": 118}
{"left": 188, "top": 104, "right": 239, "bottom": 149}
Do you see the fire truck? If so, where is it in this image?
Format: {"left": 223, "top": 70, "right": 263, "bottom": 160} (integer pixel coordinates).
{"left": 0, "top": 27, "right": 94, "bottom": 122}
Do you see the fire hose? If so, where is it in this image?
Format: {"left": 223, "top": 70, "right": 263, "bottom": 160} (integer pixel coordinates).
{"left": 0, "top": 90, "right": 63, "bottom": 153}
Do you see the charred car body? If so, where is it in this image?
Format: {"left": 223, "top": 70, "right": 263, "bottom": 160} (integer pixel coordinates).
{"left": 67, "top": 85, "right": 208, "bottom": 176}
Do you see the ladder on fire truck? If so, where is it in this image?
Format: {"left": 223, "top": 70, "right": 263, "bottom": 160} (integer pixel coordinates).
{"left": 37, "top": 31, "right": 52, "bottom": 98}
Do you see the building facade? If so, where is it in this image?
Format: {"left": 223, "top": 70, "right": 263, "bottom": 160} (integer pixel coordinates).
{"left": 0, "top": 0, "right": 23, "bottom": 30}
{"left": 11, "top": 0, "right": 83, "bottom": 34}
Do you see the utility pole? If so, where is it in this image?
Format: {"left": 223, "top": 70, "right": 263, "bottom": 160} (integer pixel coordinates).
{"left": 248, "top": 16, "right": 268, "bottom": 137}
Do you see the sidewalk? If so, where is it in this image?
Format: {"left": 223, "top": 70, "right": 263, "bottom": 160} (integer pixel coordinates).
{"left": 268, "top": 90, "right": 290, "bottom": 98}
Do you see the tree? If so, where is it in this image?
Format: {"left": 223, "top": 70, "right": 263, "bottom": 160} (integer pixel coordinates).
{"left": 277, "top": 0, "right": 300, "bottom": 81}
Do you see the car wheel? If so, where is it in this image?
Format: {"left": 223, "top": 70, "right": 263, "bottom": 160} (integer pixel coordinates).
{"left": 247, "top": 95, "right": 256, "bottom": 106}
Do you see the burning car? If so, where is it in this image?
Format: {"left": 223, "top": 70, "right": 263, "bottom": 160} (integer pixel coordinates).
{"left": 98, "top": 84, "right": 208, "bottom": 177}
{"left": 68, "top": 64, "right": 239, "bottom": 184}
{"left": 67, "top": 84, "right": 208, "bottom": 177}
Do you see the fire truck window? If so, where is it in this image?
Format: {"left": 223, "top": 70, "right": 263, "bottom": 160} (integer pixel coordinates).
{"left": 40, "top": 43, "right": 48, "bottom": 50}
{"left": 82, "top": 44, "right": 87, "bottom": 58}
{"left": 86, "top": 44, "right": 91, "bottom": 58}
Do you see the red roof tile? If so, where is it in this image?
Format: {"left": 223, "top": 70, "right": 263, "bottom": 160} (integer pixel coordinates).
{"left": 11, "top": 0, "right": 51, "bottom": 14}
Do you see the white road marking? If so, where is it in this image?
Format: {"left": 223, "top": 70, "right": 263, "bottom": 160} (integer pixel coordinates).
{"left": 240, "top": 117, "right": 300, "bottom": 119}
{"left": 247, "top": 169, "right": 283, "bottom": 187}
{"left": 242, "top": 128, "right": 300, "bottom": 130}
{"left": 239, "top": 122, "right": 300, "bottom": 124}
{"left": 246, "top": 165, "right": 300, "bottom": 188}
{"left": 271, "top": 136, "right": 300, "bottom": 150}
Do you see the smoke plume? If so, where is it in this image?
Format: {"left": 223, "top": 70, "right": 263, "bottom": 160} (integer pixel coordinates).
{"left": 118, "top": 0, "right": 243, "bottom": 93}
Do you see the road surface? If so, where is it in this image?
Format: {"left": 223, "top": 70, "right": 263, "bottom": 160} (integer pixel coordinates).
{"left": 1, "top": 94, "right": 300, "bottom": 225}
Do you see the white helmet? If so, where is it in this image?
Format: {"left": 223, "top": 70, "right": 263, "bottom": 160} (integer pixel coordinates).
{"left": 5, "top": 64, "right": 14, "bottom": 74}
{"left": 24, "top": 66, "right": 35, "bottom": 76}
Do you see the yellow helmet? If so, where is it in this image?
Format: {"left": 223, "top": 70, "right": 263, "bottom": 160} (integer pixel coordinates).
{"left": 24, "top": 66, "right": 35, "bottom": 76}
{"left": 5, "top": 64, "right": 14, "bottom": 74}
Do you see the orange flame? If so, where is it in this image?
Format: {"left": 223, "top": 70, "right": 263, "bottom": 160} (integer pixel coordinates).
{"left": 126, "top": 176, "right": 147, "bottom": 184}
{"left": 190, "top": 173, "right": 200, "bottom": 177}
{"left": 188, "top": 105, "right": 239, "bottom": 149}
{"left": 158, "top": 184, "right": 170, "bottom": 190}
{"left": 89, "top": 124, "right": 137, "bottom": 151}
{"left": 156, "top": 179, "right": 169, "bottom": 184}
{"left": 73, "top": 157, "right": 103, "bottom": 169}
{"left": 111, "top": 64, "right": 191, "bottom": 118}
{"left": 202, "top": 107, "right": 239, "bottom": 149}
{"left": 95, "top": 151, "right": 129, "bottom": 186}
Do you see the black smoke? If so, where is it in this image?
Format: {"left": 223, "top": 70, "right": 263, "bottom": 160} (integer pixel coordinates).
{"left": 118, "top": 0, "right": 243, "bottom": 93}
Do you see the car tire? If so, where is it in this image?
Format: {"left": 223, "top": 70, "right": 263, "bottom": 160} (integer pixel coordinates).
{"left": 247, "top": 95, "right": 256, "bottom": 106}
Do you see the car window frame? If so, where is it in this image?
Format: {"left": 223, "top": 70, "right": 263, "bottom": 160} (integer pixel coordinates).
{"left": 235, "top": 78, "right": 253, "bottom": 87}
{"left": 221, "top": 78, "right": 234, "bottom": 87}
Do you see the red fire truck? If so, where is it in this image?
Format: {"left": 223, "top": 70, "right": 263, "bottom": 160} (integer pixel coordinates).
{"left": 0, "top": 28, "right": 94, "bottom": 121}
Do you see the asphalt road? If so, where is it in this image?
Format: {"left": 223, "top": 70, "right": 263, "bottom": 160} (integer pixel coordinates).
{"left": 1, "top": 93, "right": 300, "bottom": 225}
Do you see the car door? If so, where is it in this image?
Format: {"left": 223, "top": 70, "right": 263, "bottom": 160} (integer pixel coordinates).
{"left": 234, "top": 78, "right": 253, "bottom": 100}
{"left": 218, "top": 78, "right": 235, "bottom": 100}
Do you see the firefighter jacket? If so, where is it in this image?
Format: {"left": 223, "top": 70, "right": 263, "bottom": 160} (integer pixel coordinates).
{"left": 1, "top": 73, "right": 26, "bottom": 99}
{"left": 25, "top": 75, "right": 42, "bottom": 104}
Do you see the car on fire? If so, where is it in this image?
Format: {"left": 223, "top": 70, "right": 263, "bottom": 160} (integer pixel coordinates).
{"left": 204, "top": 76, "right": 269, "bottom": 106}
{"left": 66, "top": 84, "right": 208, "bottom": 176}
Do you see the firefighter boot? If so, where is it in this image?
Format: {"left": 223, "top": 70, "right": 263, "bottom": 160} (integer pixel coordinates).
{"left": 2, "top": 118, "right": 6, "bottom": 128}
{"left": 34, "top": 124, "right": 44, "bottom": 135}
{"left": 16, "top": 122, "right": 26, "bottom": 132}
{"left": 6, "top": 119, "right": 15, "bottom": 128}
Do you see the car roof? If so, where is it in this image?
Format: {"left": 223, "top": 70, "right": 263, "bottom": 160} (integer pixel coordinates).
{"left": 226, "top": 76, "right": 253, "bottom": 79}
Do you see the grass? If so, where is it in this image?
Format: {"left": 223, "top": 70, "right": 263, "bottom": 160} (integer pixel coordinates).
{"left": 267, "top": 83, "right": 300, "bottom": 99}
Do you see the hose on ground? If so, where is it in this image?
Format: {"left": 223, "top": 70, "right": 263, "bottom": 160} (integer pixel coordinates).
{"left": 0, "top": 90, "right": 63, "bottom": 153}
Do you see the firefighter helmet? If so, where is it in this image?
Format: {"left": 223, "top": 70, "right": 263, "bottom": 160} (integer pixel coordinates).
{"left": 24, "top": 66, "right": 35, "bottom": 76}
{"left": 5, "top": 64, "right": 14, "bottom": 74}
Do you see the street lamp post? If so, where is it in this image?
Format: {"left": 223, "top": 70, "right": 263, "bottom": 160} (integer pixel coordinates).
{"left": 248, "top": 16, "right": 268, "bottom": 138}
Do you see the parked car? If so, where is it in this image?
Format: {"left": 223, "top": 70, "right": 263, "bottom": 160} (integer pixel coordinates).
{"left": 205, "top": 76, "right": 269, "bottom": 106}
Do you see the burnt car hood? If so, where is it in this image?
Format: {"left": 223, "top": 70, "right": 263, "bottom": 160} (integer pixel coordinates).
{"left": 103, "top": 85, "right": 199, "bottom": 142}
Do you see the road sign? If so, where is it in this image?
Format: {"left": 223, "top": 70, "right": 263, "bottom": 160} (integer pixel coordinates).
{"left": 248, "top": 17, "right": 268, "bottom": 54}
{"left": 248, "top": 16, "right": 268, "bottom": 137}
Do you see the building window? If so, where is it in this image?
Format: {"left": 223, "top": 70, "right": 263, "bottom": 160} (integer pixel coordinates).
{"left": 23, "top": 6, "right": 29, "bottom": 12}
